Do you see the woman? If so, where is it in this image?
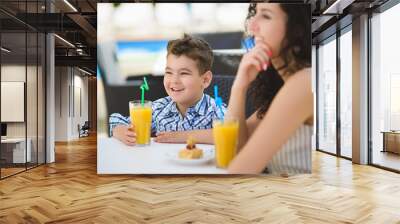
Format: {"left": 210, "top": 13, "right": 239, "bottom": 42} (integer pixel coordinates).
{"left": 227, "top": 3, "right": 313, "bottom": 174}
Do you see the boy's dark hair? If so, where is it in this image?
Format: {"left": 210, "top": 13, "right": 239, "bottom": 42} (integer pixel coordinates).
{"left": 167, "top": 34, "right": 214, "bottom": 74}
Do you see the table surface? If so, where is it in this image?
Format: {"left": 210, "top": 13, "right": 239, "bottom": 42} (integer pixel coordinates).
{"left": 381, "top": 131, "right": 400, "bottom": 134}
{"left": 1, "top": 138, "right": 28, "bottom": 143}
{"left": 97, "top": 136, "right": 227, "bottom": 174}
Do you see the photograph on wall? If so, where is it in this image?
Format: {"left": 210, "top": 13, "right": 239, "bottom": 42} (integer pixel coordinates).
{"left": 97, "top": 2, "right": 312, "bottom": 175}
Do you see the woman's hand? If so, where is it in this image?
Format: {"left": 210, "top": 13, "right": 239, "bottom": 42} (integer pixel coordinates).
{"left": 112, "top": 125, "right": 136, "bottom": 146}
{"left": 154, "top": 131, "right": 187, "bottom": 143}
{"left": 234, "top": 37, "right": 272, "bottom": 90}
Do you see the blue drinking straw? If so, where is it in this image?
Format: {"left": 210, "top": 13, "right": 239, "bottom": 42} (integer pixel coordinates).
{"left": 242, "top": 36, "right": 255, "bottom": 52}
{"left": 214, "top": 85, "right": 218, "bottom": 100}
{"left": 214, "top": 85, "right": 225, "bottom": 119}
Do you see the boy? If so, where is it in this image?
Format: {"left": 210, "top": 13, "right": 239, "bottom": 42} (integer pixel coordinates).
{"left": 109, "top": 35, "right": 225, "bottom": 145}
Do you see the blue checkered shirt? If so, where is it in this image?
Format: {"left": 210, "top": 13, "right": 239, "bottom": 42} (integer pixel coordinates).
{"left": 109, "top": 94, "right": 226, "bottom": 136}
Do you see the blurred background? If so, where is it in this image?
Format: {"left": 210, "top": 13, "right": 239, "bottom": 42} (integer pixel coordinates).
{"left": 97, "top": 3, "right": 250, "bottom": 135}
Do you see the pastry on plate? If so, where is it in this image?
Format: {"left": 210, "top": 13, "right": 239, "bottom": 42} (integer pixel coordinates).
{"left": 178, "top": 137, "right": 203, "bottom": 159}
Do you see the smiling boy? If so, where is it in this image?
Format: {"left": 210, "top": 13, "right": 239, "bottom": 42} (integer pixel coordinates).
{"left": 109, "top": 35, "right": 225, "bottom": 145}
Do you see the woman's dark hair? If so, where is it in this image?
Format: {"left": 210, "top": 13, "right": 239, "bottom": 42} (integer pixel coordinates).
{"left": 249, "top": 66, "right": 284, "bottom": 119}
{"left": 246, "top": 3, "right": 311, "bottom": 118}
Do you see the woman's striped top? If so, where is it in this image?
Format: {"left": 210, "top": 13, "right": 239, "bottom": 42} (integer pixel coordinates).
{"left": 267, "top": 124, "right": 313, "bottom": 175}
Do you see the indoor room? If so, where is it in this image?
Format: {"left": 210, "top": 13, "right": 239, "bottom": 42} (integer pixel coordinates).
{"left": 0, "top": 1, "right": 399, "bottom": 223}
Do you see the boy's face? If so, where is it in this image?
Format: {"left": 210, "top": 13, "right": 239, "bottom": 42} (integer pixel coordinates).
{"left": 164, "top": 54, "right": 212, "bottom": 106}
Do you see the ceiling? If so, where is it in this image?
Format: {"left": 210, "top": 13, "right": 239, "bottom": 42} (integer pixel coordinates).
{"left": 309, "top": 0, "right": 390, "bottom": 43}
{"left": 0, "top": 0, "right": 393, "bottom": 74}
{"left": 0, "top": 0, "right": 97, "bottom": 74}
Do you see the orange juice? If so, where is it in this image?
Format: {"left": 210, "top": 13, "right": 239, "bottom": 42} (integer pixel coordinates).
{"left": 129, "top": 101, "right": 152, "bottom": 145}
{"left": 213, "top": 118, "right": 239, "bottom": 168}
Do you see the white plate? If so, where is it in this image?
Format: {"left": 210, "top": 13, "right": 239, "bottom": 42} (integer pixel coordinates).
{"left": 165, "top": 148, "right": 215, "bottom": 165}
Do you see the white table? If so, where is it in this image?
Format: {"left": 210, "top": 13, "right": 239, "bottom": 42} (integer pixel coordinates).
{"left": 97, "top": 136, "right": 227, "bottom": 174}
{"left": 1, "top": 138, "right": 31, "bottom": 163}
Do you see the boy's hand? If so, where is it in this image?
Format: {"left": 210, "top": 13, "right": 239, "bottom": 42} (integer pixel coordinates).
{"left": 154, "top": 131, "right": 187, "bottom": 143}
{"left": 112, "top": 125, "right": 136, "bottom": 146}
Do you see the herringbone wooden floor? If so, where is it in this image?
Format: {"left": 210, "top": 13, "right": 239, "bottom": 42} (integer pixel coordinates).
{"left": 1, "top": 134, "right": 400, "bottom": 223}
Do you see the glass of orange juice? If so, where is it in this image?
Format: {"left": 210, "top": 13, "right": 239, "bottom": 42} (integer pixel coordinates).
{"left": 129, "top": 100, "right": 152, "bottom": 146}
{"left": 212, "top": 117, "right": 239, "bottom": 168}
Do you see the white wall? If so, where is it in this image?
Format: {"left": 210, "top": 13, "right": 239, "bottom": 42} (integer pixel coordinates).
{"left": 73, "top": 73, "right": 89, "bottom": 137}
{"left": 1, "top": 65, "right": 37, "bottom": 138}
{"left": 55, "top": 67, "right": 69, "bottom": 141}
{"left": 54, "top": 67, "right": 89, "bottom": 141}
{"left": 1, "top": 64, "right": 46, "bottom": 164}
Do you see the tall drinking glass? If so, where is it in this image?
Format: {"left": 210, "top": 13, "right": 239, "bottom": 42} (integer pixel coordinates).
{"left": 213, "top": 117, "right": 239, "bottom": 168}
{"left": 129, "top": 100, "right": 152, "bottom": 146}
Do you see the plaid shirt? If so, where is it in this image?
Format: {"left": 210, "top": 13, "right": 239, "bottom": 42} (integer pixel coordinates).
{"left": 109, "top": 94, "right": 226, "bottom": 136}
